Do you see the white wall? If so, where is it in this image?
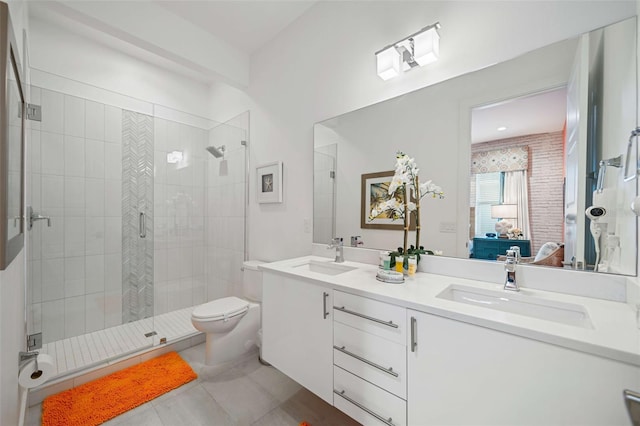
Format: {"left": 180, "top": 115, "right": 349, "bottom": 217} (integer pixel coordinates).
{"left": 33, "top": 1, "right": 249, "bottom": 88}
{"left": 28, "top": 16, "right": 212, "bottom": 120}
{"left": 243, "top": 0, "right": 636, "bottom": 262}
{"left": 1, "top": 0, "right": 28, "bottom": 424}
{"left": 0, "top": 251, "right": 25, "bottom": 426}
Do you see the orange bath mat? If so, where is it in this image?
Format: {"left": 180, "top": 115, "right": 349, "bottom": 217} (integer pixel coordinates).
{"left": 42, "top": 351, "right": 197, "bottom": 426}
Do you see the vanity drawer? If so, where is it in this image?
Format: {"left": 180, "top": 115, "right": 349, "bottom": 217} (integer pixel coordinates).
{"left": 333, "top": 290, "right": 406, "bottom": 345}
{"left": 334, "top": 366, "right": 407, "bottom": 426}
{"left": 334, "top": 322, "right": 406, "bottom": 399}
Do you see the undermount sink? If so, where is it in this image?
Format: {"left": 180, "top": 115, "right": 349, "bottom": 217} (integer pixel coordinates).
{"left": 292, "top": 259, "right": 357, "bottom": 276}
{"left": 436, "top": 284, "right": 593, "bottom": 328}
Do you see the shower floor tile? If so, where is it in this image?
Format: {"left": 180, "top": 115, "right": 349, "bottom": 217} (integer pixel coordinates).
{"left": 40, "top": 307, "right": 198, "bottom": 377}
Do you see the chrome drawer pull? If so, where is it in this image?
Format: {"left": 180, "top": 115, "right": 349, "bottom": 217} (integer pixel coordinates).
{"left": 410, "top": 316, "right": 417, "bottom": 352}
{"left": 334, "top": 345, "right": 399, "bottom": 378}
{"left": 333, "top": 306, "right": 399, "bottom": 329}
{"left": 334, "top": 389, "right": 395, "bottom": 426}
{"left": 323, "top": 292, "right": 329, "bottom": 319}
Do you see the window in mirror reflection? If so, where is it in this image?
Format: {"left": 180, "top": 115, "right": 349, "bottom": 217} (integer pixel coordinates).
{"left": 473, "top": 172, "right": 501, "bottom": 238}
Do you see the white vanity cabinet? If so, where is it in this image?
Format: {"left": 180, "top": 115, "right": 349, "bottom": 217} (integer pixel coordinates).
{"left": 407, "top": 310, "right": 638, "bottom": 425}
{"left": 332, "top": 290, "right": 408, "bottom": 426}
{"left": 261, "top": 272, "right": 334, "bottom": 403}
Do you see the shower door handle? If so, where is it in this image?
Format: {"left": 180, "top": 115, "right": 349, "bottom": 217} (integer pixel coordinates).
{"left": 139, "top": 212, "right": 146, "bottom": 238}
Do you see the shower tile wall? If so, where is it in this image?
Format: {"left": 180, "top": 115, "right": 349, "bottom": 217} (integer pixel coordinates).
{"left": 28, "top": 88, "right": 124, "bottom": 344}
{"left": 153, "top": 118, "right": 207, "bottom": 315}
{"left": 206, "top": 124, "right": 246, "bottom": 300}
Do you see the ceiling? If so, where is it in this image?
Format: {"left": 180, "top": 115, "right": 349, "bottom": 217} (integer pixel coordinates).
{"left": 471, "top": 88, "right": 567, "bottom": 144}
{"left": 27, "top": 0, "right": 319, "bottom": 88}
{"left": 155, "top": 1, "right": 317, "bottom": 54}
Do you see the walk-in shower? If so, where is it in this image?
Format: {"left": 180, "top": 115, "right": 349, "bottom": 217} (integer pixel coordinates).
{"left": 25, "top": 84, "right": 250, "bottom": 379}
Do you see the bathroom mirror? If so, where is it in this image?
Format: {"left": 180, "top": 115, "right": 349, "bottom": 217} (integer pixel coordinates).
{"left": 0, "top": 4, "right": 25, "bottom": 270}
{"left": 314, "top": 17, "right": 637, "bottom": 276}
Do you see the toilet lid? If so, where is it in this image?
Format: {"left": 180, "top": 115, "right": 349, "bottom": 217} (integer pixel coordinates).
{"left": 192, "top": 297, "right": 249, "bottom": 320}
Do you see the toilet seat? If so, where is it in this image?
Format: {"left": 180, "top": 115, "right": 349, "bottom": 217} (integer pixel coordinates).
{"left": 192, "top": 296, "right": 249, "bottom": 322}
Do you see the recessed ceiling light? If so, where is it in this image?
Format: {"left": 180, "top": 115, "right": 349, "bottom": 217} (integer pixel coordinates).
{"left": 497, "top": 126, "right": 507, "bottom": 131}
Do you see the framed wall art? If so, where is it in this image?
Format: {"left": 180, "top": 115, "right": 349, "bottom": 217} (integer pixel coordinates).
{"left": 361, "top": 170, "right": 415, "bottom": 230}
{"left": 257, "top": 161, "right": 283, "bottom": 203}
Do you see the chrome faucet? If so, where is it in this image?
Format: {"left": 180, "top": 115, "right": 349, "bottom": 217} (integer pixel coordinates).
{"left": 509, "top": 246, "right": 521, "bottom": 263}
{"left": 504, "top": 249, "right": 519, "bottom": 292}
{"left": 328, "top": 237, "right": 344, "bottom": 263}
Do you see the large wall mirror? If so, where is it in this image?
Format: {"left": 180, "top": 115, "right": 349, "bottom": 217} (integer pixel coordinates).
{"left": 314, "top": 17, "right": 637, "bottom": 276}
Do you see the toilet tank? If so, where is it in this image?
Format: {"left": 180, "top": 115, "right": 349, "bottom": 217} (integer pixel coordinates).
{"left": 242, "top": 260, "right": 264, "bottom": 302}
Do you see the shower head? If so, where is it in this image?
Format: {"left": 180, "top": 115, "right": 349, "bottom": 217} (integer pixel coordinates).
{"left": 206, "top": 145, "right": 225, "bottom": 158}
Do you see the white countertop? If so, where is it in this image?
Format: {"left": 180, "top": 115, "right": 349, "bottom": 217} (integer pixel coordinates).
{"left": 260, "top": 255, "right": 640, "bottom": 367}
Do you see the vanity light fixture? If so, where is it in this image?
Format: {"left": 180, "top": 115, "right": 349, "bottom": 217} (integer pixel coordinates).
{"left": 375, "top": 22, "right": 441, "bottom": 81}
{"left": 376, "top": 45, "right": 401, "bottom": 81}
{"left": 497, "top": 126, "right": 507, "bottom": 131}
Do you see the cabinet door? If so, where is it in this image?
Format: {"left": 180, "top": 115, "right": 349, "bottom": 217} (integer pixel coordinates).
{"left": 407, "top": 309, "right": 638, "bottom": 425}
{"left": 262, "top": 272, "right": 333, "bottom": 403}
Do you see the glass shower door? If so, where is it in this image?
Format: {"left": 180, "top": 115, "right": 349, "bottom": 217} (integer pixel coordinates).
{"left": 25, "top": 87, "right": 155, "bottom": 376}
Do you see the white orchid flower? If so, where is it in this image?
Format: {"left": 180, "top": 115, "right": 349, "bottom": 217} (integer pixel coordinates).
{"left": 388, "top": 173, "right": 409, "bottom": 195}
{"left": 367, "top": 205, "right": 380, "bottom": 221}
{"left": 419, "top": 179, "right": 444, "bottom": 199}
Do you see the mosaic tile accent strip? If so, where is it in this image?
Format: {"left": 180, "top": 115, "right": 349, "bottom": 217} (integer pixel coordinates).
{"left": 122, "top": 110, "right": 154, "bottom": 323}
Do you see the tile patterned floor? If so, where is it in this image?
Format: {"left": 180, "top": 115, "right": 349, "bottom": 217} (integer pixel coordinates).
{"left": 26, "top": 343, "right": 362, "bottom": 426}
{"left": 40, "top": 307, "right": 198, "bottom": 377}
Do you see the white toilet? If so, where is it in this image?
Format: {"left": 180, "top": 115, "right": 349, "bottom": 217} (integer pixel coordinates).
{"left": 191, "top": 260, "right": 263, "bottom": 366}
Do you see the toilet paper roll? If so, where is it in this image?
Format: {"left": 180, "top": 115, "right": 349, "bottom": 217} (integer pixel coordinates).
{"left": 18, "top": 354, "right": 55, "bottom": 388}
